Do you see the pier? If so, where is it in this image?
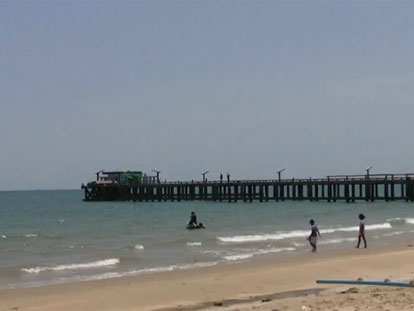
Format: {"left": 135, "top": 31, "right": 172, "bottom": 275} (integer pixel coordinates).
{"left": 82, "top": 172, "right": 414, "bottom": 203}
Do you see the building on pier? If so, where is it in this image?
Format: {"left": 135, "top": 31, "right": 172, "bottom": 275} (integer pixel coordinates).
{"left": 92, "top": 170, "right": 159, "bottom": 186}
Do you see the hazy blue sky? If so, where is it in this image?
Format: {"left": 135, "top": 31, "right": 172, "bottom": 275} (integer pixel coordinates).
{"left": 1, "top": 1, "right": 414, "bottom": 190}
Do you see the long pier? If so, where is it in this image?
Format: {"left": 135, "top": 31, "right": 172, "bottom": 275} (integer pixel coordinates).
{"left": 82, "top": 173, "right": 414, "bottom": 203}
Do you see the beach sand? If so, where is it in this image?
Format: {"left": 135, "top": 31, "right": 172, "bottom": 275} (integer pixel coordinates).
{"left": 1, "top": 245, "right": 414, "bottom": 311}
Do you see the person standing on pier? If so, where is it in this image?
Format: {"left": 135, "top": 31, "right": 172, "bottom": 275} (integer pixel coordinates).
{"left": 227, "top": 173, "right": 230, "bottom": 182}
{"left": 356, "top": 213, "right": 367, "bottom": 248}
{"left": 220, "top": 173, "right": 223, "bottom": 183}
{"left": 308, "top": 219, "right": 321, "bottom": 252}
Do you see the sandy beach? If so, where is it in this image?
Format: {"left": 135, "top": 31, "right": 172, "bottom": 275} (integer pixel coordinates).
{"left": 1, "top": 245, "right": 414, "bottom": 311}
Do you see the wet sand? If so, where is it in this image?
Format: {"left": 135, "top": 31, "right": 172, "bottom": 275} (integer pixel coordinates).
{"left": 1, "top": 245, "right": 414, "bottom": 311}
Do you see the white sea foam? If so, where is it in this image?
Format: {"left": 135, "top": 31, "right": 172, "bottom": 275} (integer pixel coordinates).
{"left": 224, "top": 254, "right": 254, "bottom": 261}
{"left": 1, "top": 235, "right": 6, "bottom": 239}
{"left": 25, "top": 233, "right": 38, "bottom": 238}
{"left": 319, "top": 238, "right": 356, "bottom": 245}
{"left": 380, "top": 231, "right": 405, "bottom": 237}
{"left": 321, "top": 223, "right": 391, "bottom": 233}
{"left": 134, "top": 244, "right": 144, "bottom": 250}
{"left": 21, "top": 258, "right": 120, "bottom": 274}
{"left": 53, "top": 261, "right": 220, "bottom": 285}
{"left": 387, "top": 217, "right": 414, "bottom": 225}
{"left": 217, "top": 223, "right": 391, "bottom": 243}
{"left": 2, "top": 261, "right": 221, "bottom": 290}
{"left": 202, "top": 250, "right": 225, "bottom": 258}
{"left": 22, "top": 259, "right": 215, "bottom": 277}
{"left": 187, "top": 242, "right": 202, "bottom": 247}
{"left": 218, "top": 230, "right": 310, "bottom": 243}
{"left": 133, "top": 261, "right": 218, "bottom": 274}
{"left": 68, "top": 271, "right": 123, "bottom": 282}
{"left": 224, "top": 247, "right": 295, "bottom": 261}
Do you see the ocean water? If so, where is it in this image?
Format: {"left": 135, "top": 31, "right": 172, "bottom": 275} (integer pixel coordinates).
{"left": 1, "top": 190, "right": 414, "bottom": 289}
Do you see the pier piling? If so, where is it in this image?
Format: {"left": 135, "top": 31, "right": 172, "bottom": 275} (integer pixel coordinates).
{"left": 82, "top": 173, "right": 414, "bottom": 203}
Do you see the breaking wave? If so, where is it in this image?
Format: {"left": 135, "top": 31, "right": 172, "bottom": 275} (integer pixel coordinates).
{"left": 21, "top": 258, "right": 120, "bottom": 274}
{"left": 134, "top": 244, "right": 144, "bottom": 250}
{"left": 387, "top": 218, "right": 414, "bottom": 225}
{"left": 319, "top": 238, "right": 356, "bottom": 245}
{"left": 217, "top": 223, "right": 391, "bottom": 243}
{"left": 223, "top": 247, "right": 295, "bottom": 261}
{"left": 25, "top": 233, "right": 38, "bottom": 238}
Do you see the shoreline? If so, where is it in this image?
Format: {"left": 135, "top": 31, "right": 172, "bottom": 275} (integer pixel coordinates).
{"left": 2, "top": 243, "right": 414, "bottom": 310}
{"left": 7, "top": 224, "right": 411, "bottom": 291}
{"left": 1, "top": 236, "right": 399, "bottom": 291}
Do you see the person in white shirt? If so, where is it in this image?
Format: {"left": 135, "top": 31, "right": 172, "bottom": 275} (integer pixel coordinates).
{"left": 308, "top": 219, "right": 321, "bottom": 252}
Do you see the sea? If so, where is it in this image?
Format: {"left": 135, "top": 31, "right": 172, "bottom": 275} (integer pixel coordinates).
{"left": 1, "top": 190, "right": 414, "bottom": 289}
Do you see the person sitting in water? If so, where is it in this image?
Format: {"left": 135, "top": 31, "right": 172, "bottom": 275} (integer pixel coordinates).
{"left": 188, "top": 211, "right": 197, "bottom": 227}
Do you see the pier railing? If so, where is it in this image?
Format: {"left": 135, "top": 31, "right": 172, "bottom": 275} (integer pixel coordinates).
{"left": 82, "top": 173, "right": 414, "bottom": 203}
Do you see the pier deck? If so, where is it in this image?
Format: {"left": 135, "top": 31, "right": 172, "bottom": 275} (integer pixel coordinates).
{"left": 82, "top": 173, "right": 414, "bottom": 203}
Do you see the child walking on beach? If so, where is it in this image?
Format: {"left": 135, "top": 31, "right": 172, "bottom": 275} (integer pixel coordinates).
{"left": 308, "top": 219, "right": 321, "bottom": 252}
{"left": 356, "top": 213, "right": 367, "bottom": 248}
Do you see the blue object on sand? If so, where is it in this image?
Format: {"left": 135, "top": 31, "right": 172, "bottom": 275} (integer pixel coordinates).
{"left": 317, "top": 279, "right": 414, "bottom": 288}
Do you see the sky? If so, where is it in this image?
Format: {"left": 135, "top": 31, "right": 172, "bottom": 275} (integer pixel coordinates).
{"left": 1, "top": 1, "right": 414, "bottom": 190}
